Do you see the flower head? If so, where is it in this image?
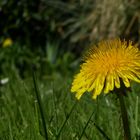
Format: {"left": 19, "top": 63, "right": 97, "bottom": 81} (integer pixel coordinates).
{"left": 71, "top": 39, "right": 140, "bottom": 99}
{"left": 2, "top": 38, "right": 13, "bottom": 48}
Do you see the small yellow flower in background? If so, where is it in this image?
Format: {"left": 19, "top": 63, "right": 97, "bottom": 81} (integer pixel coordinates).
{"left": 2, "top": 38, "right": 13, "bottom": 47}
{"left": 71, "top": 39, "right": 140, "bottom": 100}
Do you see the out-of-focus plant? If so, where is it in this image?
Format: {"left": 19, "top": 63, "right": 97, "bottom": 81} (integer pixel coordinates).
{"left": 0, "top": 42, "right": 40, "bottom": 77}
{"left": 0, "top": 0, "right": 47, "bottom": 47}
{"left": 0, "top": 41, "right": 78, "bottom": 77}
{"left": 0, "top": 0, "right": 140, "bottom": 58}
{"left": 2, "top": 38, "right": 13, "bottom": 48}
{"left": 62, "top": 0, "right": 140, "bottom": 44}
{"left": 40, "top": 41, "right": 80, "bottom": 76}
{"left": 0, "top": 0, "right": 77, "bottom": 48}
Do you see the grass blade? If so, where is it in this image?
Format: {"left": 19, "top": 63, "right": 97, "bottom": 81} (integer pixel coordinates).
{"left": 32, "top": 71, "right": 48, "bottom": 140}
{"left": 52, "top": 82, "right": 59, "bottom": 134}
{"left": 56, "top": 100, "right": 78, "bottom": 139}
{"left": 79, "top": 110, "right": 94, "bottom": 140}
{"left": 94, "top": 122, "right": 110, "bottom": 140}
{"left": 135, "top": 96, "right": 139, "bottom": 133}
{"left": 8, "top": 121, "right": 13, "bottom": 140}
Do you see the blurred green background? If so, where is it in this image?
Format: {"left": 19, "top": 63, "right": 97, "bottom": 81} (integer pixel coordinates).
{"left": 1, "top": 0, "right": 140, "bottom": 140}
{"left": 1, "top": 0, "right": 140, "bottom": 77}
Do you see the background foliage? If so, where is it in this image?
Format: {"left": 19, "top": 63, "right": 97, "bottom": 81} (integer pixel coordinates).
{"left": 1, "top": 0, "right": 140, "bottom": 76}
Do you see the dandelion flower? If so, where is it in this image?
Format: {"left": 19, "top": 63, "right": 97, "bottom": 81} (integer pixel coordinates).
{"left": 2, "top": 38, "right": 13, "bottom": 47}
{"left": 71, "top": 39, "right": 140, "bottom": 99}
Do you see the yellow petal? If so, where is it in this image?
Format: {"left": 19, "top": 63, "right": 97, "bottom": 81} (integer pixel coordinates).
{"left": 114, "top": 75, "right": 120, "bottom": 88}
{"left": 122, "top": 77, "right": 130, "bottom": 87}
{"left": 92, "top": 73, "right": 106, "bottom": 99}
{"left": 104, "top": 73, "right": 114, "bottom": 94}
{"left": 75, "top": 88, "right": 86, "bottom": 100}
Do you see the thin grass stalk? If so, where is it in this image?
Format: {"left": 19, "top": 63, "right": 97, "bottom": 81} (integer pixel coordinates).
{"left": 56, "top": 100, "right": 78, "bottom": 139}
{"left": 94, "top": 123, "right": 110, "bottom": 140}
{"left": 52, "top": 82, "right": 58, "bottom": 134}
{"left": 8, "top": 121, "right": 13, "bottom": 140}
{"left": 135, "top": 96, "right": 138, "bottom": 132}
{"left": 32, "top": 71, "right": 48, "bottom": 140}
{"left": 117, "top": 93, "right": 131, "bottom": 140}
{"left": 79, "top": 110, "right": 94, "bottom": 140}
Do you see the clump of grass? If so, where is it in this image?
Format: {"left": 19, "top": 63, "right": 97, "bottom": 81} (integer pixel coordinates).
{"left": 0, "top": 71, "right": 140, "bottom": 139}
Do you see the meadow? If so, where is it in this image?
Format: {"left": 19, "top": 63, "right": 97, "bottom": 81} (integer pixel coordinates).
{"left": 0, "top": 61, "right": 140, "bottom": 140}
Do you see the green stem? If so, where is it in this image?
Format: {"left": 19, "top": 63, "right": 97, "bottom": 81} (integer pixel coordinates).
{"left": 117, "top": 93, "right": 131, "bottom": 140}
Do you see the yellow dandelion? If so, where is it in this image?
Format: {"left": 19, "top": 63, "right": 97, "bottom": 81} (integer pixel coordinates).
{"left": 71, "top": 39, "right": 140, "bottom": 100}
{"left": 2, "top": 38, "right": 13, "bottom": 48}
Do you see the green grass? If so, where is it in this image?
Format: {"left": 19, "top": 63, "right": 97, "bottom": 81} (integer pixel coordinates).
{"left": 0, "top": 71, "right": 140, "bottom": 140}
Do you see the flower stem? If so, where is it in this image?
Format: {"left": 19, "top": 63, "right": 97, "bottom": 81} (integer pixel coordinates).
{"left": 117, "top": 93, "right": 131, "bottom": 140}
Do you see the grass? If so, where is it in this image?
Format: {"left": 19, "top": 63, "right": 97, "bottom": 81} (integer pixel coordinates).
{"left": 0, "top": 70, "right": 140, "bottom": 140}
